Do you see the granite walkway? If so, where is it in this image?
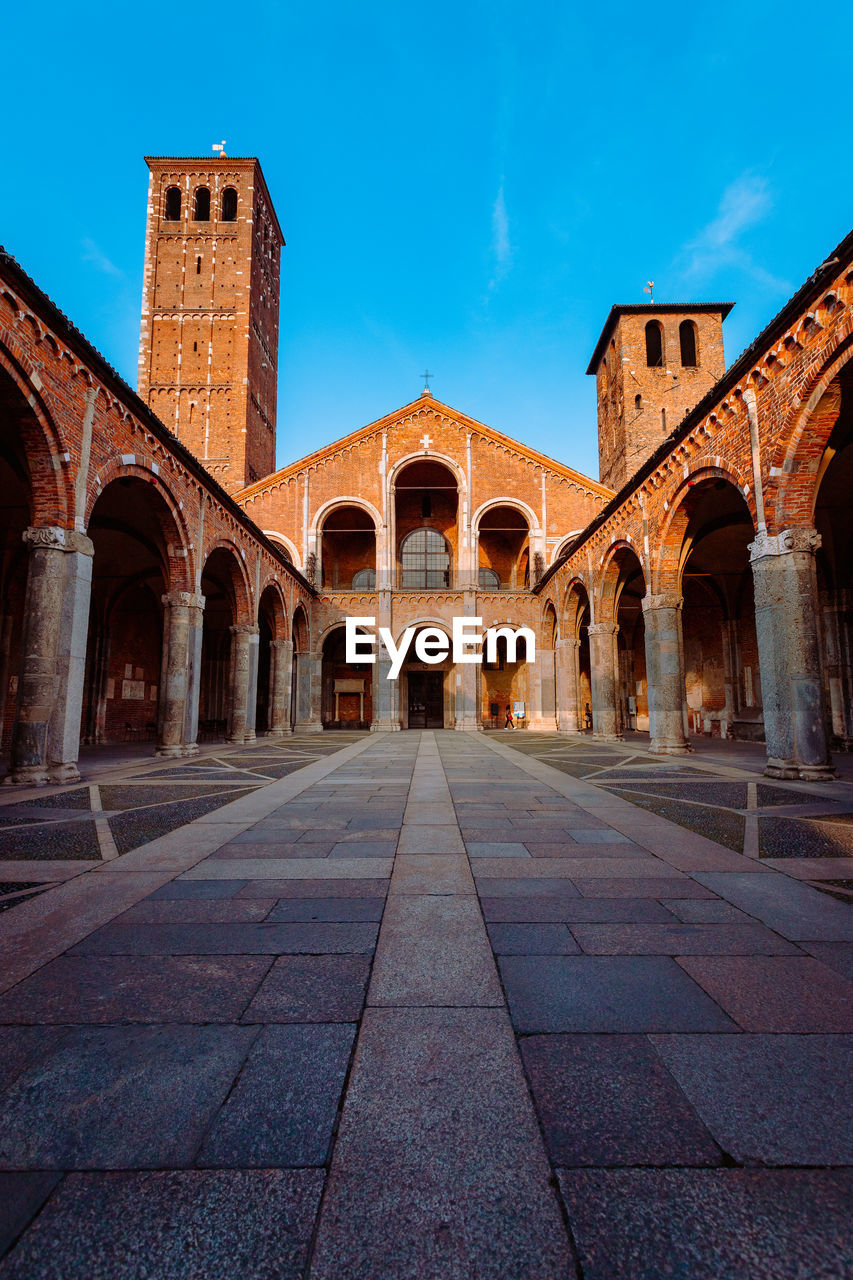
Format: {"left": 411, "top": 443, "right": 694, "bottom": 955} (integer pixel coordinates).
{"left": 0, "top": 730, "right": 851, "bottom": 1279}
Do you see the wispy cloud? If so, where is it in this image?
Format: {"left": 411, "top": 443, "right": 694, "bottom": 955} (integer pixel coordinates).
{"left": 81, "top": 237, "right": 124, "bottom": 279}
{"left": 677, "top": 174, "right": 791, "bottom": 293}
{"left": 488, "top": 180, "right": 512, "bottom": 292}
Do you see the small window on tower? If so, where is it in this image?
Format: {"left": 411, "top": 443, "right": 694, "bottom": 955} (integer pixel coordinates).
{"left": 164, "top": 187, "right": 181, "bottom": 220}
{"left": 196, "top": 256, "right": 201, "bottom": 275}
{"left": 221, "top": 187, "right": 238, "bottom": 221}
{"left": 679, "top": 320, "right": 698, "bottom": 367}
{"left": 645, "top": 321, "right": 664, "bottom": 367}
{"left": 635, "top": 394, "right": 642, "bottom": 411}
{"left": 193, "top": 187, "right": 211, "bottom": 221}
{"left": 193, "top": 341, "right": 198, "bottom": 352}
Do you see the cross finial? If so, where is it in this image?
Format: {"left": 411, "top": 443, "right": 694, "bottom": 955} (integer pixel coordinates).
{"left": 421, "top": 369, "right": 433, "bottom": 395}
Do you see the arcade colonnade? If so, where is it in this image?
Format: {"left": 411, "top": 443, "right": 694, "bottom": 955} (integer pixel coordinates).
{"left": 540, "top": 250, "right": 853, "bottom": 782}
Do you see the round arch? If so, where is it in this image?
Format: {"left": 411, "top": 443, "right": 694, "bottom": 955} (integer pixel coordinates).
{"left": 310, "top": 495, "right": 382, "bottom": 535}
{"left": 471, "top": 496, "right": 540, "bottom": 533}
{"left": 201, "top": 539, "right": 253, "bottom": 624}
{"left": 654, "top": 464, "right": 755, "bottom": 595}
{"left": 263, "top": 530, "right": 301, "bottom": 568}
{"left": 86, "top": 461, "right": 193, "bottom": 593}
{"left": 388, "top": 449, "right": 468, "bottom": 498}
{"left": 0, "top": 335, "right": 71, "bottom": 526}
{"left": 772, "top": 336, "right": 853, "bottom": 526}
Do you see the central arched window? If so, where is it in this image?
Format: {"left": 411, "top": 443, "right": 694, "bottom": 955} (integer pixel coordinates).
{"left": 221, "top": 187, "right": 238, "bottom": 221}
{"left": 478, "top": 567, "right": 500, "bottom": 589}
{"left": 400, "top": 528, "right": 450, "bottom": 588}
{"left": 164, "top": 186, "right": 181, "bottom": 220}
{"left": 352, "top": 568, "right": 376, "bottom": 589}
{"left": 193, "top": 187, "right": 211, "bottom": 221}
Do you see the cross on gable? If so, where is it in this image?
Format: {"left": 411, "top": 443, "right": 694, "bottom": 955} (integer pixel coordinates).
{"left": 420, "top": 433, "right": 432, "bottom": 453}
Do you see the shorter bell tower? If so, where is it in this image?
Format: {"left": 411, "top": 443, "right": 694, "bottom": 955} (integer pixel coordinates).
{"left": 138, "top": 154, "right": 284, "bottom": 492}
{"left": 588, "top": 302, "right": 733, "bottom": 491}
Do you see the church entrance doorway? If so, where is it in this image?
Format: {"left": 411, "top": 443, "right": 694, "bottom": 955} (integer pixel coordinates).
{"left": 407, "top": 671, "right": 444, "bottom": 728}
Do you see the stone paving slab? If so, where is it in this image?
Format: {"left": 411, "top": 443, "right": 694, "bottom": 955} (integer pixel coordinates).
{"left": 241, "top": 954, "right": 372, "bottom": 1023}
{"left": 676, "top": 955, "right": 853, "bottom": 1030}
{"left": 0, "top": 1169, "right": 324, "bottom": 1280}
{"left": 265, "top": 897, "right": 385, "bottom": 922}
{"left": 236, "top": 877, "right": 390, "bottom": 898}
{"left": 571, "top": 876, "right": 716, "bottom": 898}
{"left": 198, "top": 1024, "right": 355, "bottom": 1167}
{"left": 114, "top": 897, "right": 275, "bottom": 923}
{"left": 396, "top": 825, "right": 465, "bottom": 854}
{"left": 570, "top": 922, "right": 801, "bottom": 956}
{"left": 521, "top": 1034, "right": 721, "bottom": 1167}
{"left": 0, "top": 955, "right": 273, "bottom": 1023}
{"left": 650, "top": 1034, "right": 853, "bottom": 1164}
{"left": 0, "top": 1025, "right": 258, "bottom": 1169}
{"left": 558, "top": 1169, "right": 853, "bottom": 1280}
{"left": 803, "top": 941, "right": 853, "bottom": 980}
{"left": 389, "top": 854, "right": 474, "bottom": 894}
{"left": 369, "top": 895, "right": 502, "bottom": 1006}
{"left": 499, "top": 956, "right": 739, "bottom": 1033}
{"left": 479, "top": 896, "right": 677, "bottom": 923}
{"left": 68, "top": 920, "right": 379, "bottom": 956}
{"left": 0, "top": 1171, "right": 60, "bottom": 1260}
{"left": 180, "top": 857, "right": 394, "bottom": 879}
{"left": 487, "top": 922, "right": 580, "bottom": 954}
{"left": 694, "top": 873, "right": 853, "bottom": 940}
{"left": 309, "top": 1008, "right": 572, "bottom": 1280}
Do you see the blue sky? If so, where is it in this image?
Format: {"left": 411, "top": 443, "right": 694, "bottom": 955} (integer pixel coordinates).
{"left": 3, "top": 0, "right": 851, "bottom": 481}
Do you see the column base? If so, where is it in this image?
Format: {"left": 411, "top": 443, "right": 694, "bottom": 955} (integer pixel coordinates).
{"left": 156, "top": 742, "right": 200, "bottom": 759}
{"left": 592, "top": 731, "right": 624, "bottom": 743}
{"left": 243, "top": 730, "right": 257, "bottom": 744}
{"left": 765, "top": 758, "right": 837, "bottom": 781}
{"left": 2, "top": 766, "right": 50, "bottom": 787}
{"left": 455, "top": 719, "right": 483, "bottom": 731}
{"left": 49, "top": 762, "right": 82, "bottom": 784}
{"left": 370, "top": 720, "right": 402, "bottom": 732}
{"left": 527, "top": 718, "right": 559, "bottom": 732}
{"left": 265, "top": 727, "right": 293, "bottom": 739}
{"left": 293, "top": 720, "right": 324, "bottom": 734}
{"left": 649, "top": 739, "right": 693, "bottom": 755}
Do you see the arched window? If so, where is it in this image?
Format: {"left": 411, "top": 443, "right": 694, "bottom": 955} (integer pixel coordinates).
{"left": 679, "top": 319, "right": 698, "bottom": 367}
{"left": 635, "top": 393, "right": 642, "bottom": 411}
{"left": 478, "top": 567, "right": 501, "bottom": 589}
{"left": 164, "top": 187, "right": 181, "bottom": 221}
{"left": 352, "top": 568, "right": 376, "bottom": 589}
{"left": 193, "top": 187, "right": 211, "bottom": 221}
{"left": 221, "top": 187, "right": 238, "bottom": 221}
{"left": 645, "top": 321, "right": 664, "bottom": 367}
{"left": 400, "top": 528, "right": 451, "bottom": 589}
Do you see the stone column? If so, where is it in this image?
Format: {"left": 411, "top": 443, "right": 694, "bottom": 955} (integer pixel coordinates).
{"left": 749, "top": 527, "right": 835, "bottom": 780}
{"left": 528, "top": 648, "right": 558, "bottom": 731}
{"left": 587, "top": 622, "right": 622, "bottom": 741}
{"left": 293, "top": 652, "right": 324, "bottom": 732}
{"left": 556, "top": 638, "right": 580, "bottom": 732}
{"left": 157, "top": 592, "right": 204, "bottom": 758}
{"left": 244, "top": 628, "right": 260, "bottom": 743}
{"left": 642, "top": 593, "right": 691, "bottom": 754}
{"left": 370, "top": 654, "right": 401, "bottom": 731}
{"left": 268, "top": 639, "right": 294, "bottom": 736}
{"left": 821, "top": 589, "right": 853, "bottom": 750}
{"left": 227, "top": 624, "right": 257, "bottom": 744}
{"left": 455, "top": 659, "right": 482, "bottom": 730}
{"left": 5, "top": 526, "right": 93, "bottom": 787}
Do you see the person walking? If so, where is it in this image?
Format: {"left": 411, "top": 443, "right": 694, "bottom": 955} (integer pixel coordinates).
{"left": 504, "top": 704, "right": 515, "bottom": 729}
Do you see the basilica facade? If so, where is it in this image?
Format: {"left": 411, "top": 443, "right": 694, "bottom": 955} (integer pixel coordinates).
{"left": 1, "top": 154, "right": 852, "bottom": 784}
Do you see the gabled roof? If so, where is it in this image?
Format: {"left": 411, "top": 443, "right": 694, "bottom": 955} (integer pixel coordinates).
{"left": 237, "top": 391, "right": 613, "bottom": 500}
{"left": 586, "top": 303, "right": 734, "bottom": 374}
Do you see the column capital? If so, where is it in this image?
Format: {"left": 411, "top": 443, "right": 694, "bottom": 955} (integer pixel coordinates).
{"left": 161, "top": 590, "right": 205, "bottom": 610}
{"left": 272, "top": 638, "right": 294, "bottom": 653}
{"left": 23, "top": 526, "right": 93, "bottom": 557}
{"left": 642, "top": 592, "right": 683, "bottom": 613}
{"left": 556, "top": 637, "right": 581, "bottom": 652}
{"left": 749, "top": 527, "right": 821, "bottom": 562}
{"left": 230, "top": 623, "right": 259, "bottom": 637}
{"left": 587, "top": 622, "right": 618, "bottom": 637}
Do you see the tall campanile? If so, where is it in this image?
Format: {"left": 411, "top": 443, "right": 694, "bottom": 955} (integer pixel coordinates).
{"left": 138, "top": 155, "right": 284, "bottom": 492}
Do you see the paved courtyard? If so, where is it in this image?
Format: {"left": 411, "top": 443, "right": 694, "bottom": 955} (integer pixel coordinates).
{"left": 0, "top": 729, "right": 852, "bottom": 1278}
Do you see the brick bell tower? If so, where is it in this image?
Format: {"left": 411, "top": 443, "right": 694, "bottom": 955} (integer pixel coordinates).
{"left": 588, "top": 302, "right": 733, "bottom": 491}
{"left": 137, "top": 154, "right": 284, "bottom": 492}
